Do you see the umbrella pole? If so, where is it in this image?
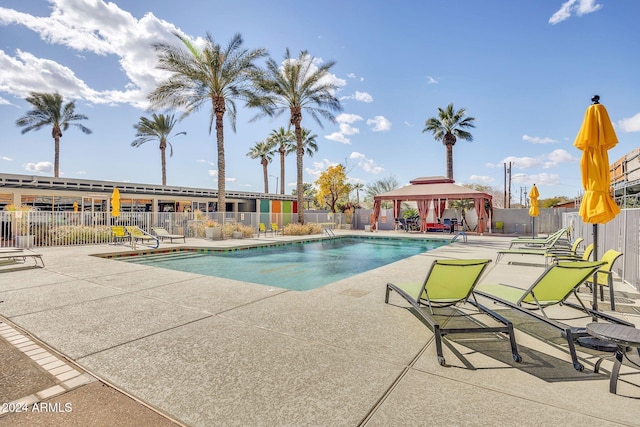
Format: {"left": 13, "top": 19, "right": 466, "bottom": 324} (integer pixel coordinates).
{"left": 531, "top": 217, "right": 535, "bottom": 238}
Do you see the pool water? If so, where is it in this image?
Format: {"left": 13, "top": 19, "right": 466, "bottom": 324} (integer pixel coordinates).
{"left": 119, "top": 237, "right": 447, "bottom": 291}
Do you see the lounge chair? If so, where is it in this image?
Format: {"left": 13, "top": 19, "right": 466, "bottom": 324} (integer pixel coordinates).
{"left": 258, "top": 223, "right": 269, "bottom": 237}
{"left": 496, "top": 237, "right": 584, "bottom": 265}
{"left": 584, "top": 249, "right": 623, "bottom": 311}
{"left": 508, "top": 228, "right": 569, "bottom": 249}
{"left": 385, "top": 259, "right": 521, "bottom": 366}
{"left": 271, "top": 223, "right": 282, "bottom": 235}
{"left": 152, "top": 227, "right": 185, "bottom": 243}
{"left": 474, "top": 260, "right": 635, "bottom": 371}
{"left": 110, "top": 226, "right": 129, "bottom": 245}
{"left": 0, "top": 247, "right": 44, "bottom": 268}
{"left": 125, "top": 226, "right": 159, "bottom": 249}
{"left": 549, "top": 242, "right": 593, "bottom": 264}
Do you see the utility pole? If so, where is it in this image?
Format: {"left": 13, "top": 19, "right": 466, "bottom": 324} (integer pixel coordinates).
{"left": 504, "top": 162, "right": 512, "bottom": 208}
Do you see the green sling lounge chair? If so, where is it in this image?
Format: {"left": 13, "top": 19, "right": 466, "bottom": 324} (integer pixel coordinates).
{"left": 508, "top": 228, "right": 569, "bottom": 249}
{"left": 152, "top": 227, "right": 185, "bottom": 243}
{"left": 496, "top": 237, "right": 584, "bottom": 265}
{"left": 584, "top": 249, "right": 623, "bottom": 311}
{"left": 125, "top": 226, "right": 159, "bottom": 249}
{"left": 385, "top": 259, "right": 521, "bottom": 366}
{"left": 474, "top": 260, "right": 635, "bottom": 371}
{"left": 549, "top": 242, "right": 593, "bottom": 264}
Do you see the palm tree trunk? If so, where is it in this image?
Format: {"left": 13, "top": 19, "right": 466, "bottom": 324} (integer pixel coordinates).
{"left": 262, "top": 159, "right": 269, "bottom": 193}
{"left": 279, "top": 148, "right": 285, "bottom": 195}
{"left": 294, "top": 122, "right": 304, "bottom": 224}
{"left": 446, "top": 144, "right": 454, "bottom": 180}
{"left": 214, "top": 97, "right": 226, "bottom": 215}
{"left": 160, "top": 147, "right": 167, "bottom": 186}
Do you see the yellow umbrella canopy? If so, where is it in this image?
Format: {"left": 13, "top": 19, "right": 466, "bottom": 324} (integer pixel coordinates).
{"left": 528, "top": 184, "right": 540, "bottom": 217}
{"left": 73, "top": 201, "right": 78, "bottom": 212}
{"left": 111, "top": 188, "right": 121, "bottom": 217}
{"left": 574, "top": 97, "right": 620, "bottom": 224}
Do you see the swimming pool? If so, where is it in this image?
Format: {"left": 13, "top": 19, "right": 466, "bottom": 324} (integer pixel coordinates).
{"left": 116, "top": 237, "right": 447, "bottom": 291}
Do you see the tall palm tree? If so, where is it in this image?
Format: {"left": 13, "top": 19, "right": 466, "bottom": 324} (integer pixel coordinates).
{"left": 422, "top": 103, "right": 475, "bottom": 181}
{"left": 352, "top": 182, "right": 365, "bottom": 206}
{"left": 267, "top": 127, "right": 295, "bottom": 194}
{"left": 300, "top": 128, "right": 319, "bottom": 157}
{"left": 246, "top": 140, "right": 274, "bottom": 193}
{"left": 131, "top": 113, "right": 186, "bottom": 186}
{"left": 15, "top": 92, "right": 92, "bottom": 177}
{"left": 148, "top": 32, "right": 266, "bottom": 214}
{"left": 250, "top": 49, "right": 342, "bottom": 224}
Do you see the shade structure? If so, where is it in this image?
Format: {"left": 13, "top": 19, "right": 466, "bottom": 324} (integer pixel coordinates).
{"left": 528, "top": 184, "right": 539, "bottom": 237}
{"left": 111, "top": 188, "right": 121, "bottom": 217}
{"left": 574, "top": 96, "right": 621, "bottom": 312}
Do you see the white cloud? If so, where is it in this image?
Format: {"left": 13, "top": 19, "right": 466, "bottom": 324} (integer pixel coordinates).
{"left": 23, "top": 161, "right": 53, "bottom": 174}
{"left": 404, "top": 121, "right": 414, "bottom": 127}
{"left": 0, "top": 2, "right": 190, "bottom": 108}
{"left": 339, "top": 123, "right": 360, "bottom": 136}
{"left": 469, "top": 175, "right": 494, "bottom": 184}
{"left": 500, "top": 149, "right": 576, "bottom": 169}
{"left": 617, "top": 113, "right": 640, "bottom": 132}
{"left": 349, "top": 151, "right": 383, "bottom": 174}
{"left": 208, "top": 169, "right": 217, "bottom": 177}
{"left": 511, "top": 172, "right": 561, "bottom": 186}
{"left": 366, "top": 116, "right": 392, "bottom": 132}
{"left": 1, "top": 156, "right": 13, "bottom": 161}
{"left": 544, "top": 149, "right": 577, "bottom": 167}
{"left": 353, "top": 91, "right": 373, "bottom": 103}
{"left": 336, "top": 113, "right": 363, "bottom": 124}
{"left": 522, "top": 134, "right": 558, "bottom": 144}
{"left": 549, "top": 0, "right": 602, "bottom": 25}
{"left": 306, "top": 158, "right": 339, "bottom": 179}
{"left": 325, "top": 132, "right": 351, "bottom": 144}
{"left": 198, "top": 159, "right": 215, "bottom": 166}
{"left": 426, "top": 75, "right": 438, "bottom": 84}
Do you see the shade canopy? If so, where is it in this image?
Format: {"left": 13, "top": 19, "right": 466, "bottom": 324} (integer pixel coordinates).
{"left": 528, "top": 184, "right": 539, "bottom": 217}
{"left": 373, "top": 176, "right": 493, "bottom": 233}
{"left": 574, "top": 102, "right": 620, "bottom": 224}
{"left": 111, "top": 188, "right": 121, "bottom": 217}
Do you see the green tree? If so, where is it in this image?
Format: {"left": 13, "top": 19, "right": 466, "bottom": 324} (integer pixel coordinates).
{"left": 291, "top": 182, "right": 319, "bottom": 209}
{"left": 246, "top": 140, "right": 274, "bottom": 193}
{"left": 250, "top": 49, "right": 342, "bottom": 223}
{"left": 423, "top": 103, "right": 475, "bottom": 180}
{"left": 149, "top": 32, "right": 266, "bottom": 214}
{"left": 364, "top": 176, "right": 399, "bottom": 209}
{"left": 315, "top": 164, "right": 351, "bottom": 212}
{"left": 267, "top": 127, "right": 295, "bottom": 194}
{"left": 131, "top": 113, "right": 186, "bottom": 186}
{"left": 15, "top": 92, "right": 92, "bottom": 177}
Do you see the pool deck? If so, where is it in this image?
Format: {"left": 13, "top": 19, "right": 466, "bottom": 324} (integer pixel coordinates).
{"left": 1, "top": 231, "right": 640, "bottom": 426}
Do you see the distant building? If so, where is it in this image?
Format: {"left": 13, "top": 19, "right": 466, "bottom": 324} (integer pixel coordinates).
{"left": 610, "top": 147, "right": 640, "bottom": 206}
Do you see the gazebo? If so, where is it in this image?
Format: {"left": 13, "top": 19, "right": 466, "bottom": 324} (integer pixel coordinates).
{"left": 372, "top": 176, "right": 493, "bottom": 233}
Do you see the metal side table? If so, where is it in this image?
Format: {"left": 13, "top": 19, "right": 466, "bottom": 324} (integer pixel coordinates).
{"left": 586, "top": 323, "right": 640, "bottom": 394}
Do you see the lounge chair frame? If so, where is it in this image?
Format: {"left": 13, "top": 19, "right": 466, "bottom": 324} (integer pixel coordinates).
{"left": 0, "top": 247, "right": 44, "bottom": 268}
{"left": 474, "top": 261, "right": 635, "bottom": 372}
{"left": 385, "top": 259, "right": 521, "bottom": 366}
{"left": 125, "top": 226, "right": 159, "bottom": 249}
{"left": 152, "top": 227, "right": 185, "bottom": 243}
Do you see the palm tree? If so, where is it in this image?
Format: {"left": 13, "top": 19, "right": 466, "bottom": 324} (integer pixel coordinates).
{"left": 15, "top": 92, "right": 92, "bottom": 177}
{"left": 365, "top": 176, "right": 399, "bottom": 209}
{"left": 300, "top": 128, "right": 319, "bottom": 157}
{"left": 246, "top": 140, "right": 274, "bottom": 193}
{"left": 267, "top": 127, "right": 295, "bottom": 194}
{"left": 148, "top": 32, "right": 266, "bottom": 214}
{"left": 131, "top": 113, "right": 186, "bottom": 186}
{"left": 352, "top": 183, "right": 365, "bottom": 206}
{"left": 250, "top": 49, "right": 342, "bottom": 224}
{"left": 423, "top": 103, "right": 475, "bottom": 181}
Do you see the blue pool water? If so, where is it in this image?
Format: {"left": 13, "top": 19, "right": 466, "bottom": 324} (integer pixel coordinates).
{"left": 119, "top": 237, "right": 447, "bottom": 291}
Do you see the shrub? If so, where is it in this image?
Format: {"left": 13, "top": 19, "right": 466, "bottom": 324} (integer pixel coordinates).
{"left": 283, "top": 223, "right": 322, "bottom": 235}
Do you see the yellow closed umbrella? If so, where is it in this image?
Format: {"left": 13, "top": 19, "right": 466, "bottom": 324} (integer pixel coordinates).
{"left": 528, "top": 184, "right": 539, "bottom": 237}
{"left": 574, "top": 95, "right": 621, "bottom": 312}
{"left": 111, "top": 188, "right": 121, "bottom": 218}
{"left": 73, "top": 201, "right": 78, "bottom": 212}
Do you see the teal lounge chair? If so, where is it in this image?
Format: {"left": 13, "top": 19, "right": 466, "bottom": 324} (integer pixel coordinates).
{"left": 385, "top": 259, "right": 521, "bottom": 366}
{"left": 474, "top": 260, "right": 635, "bottom": 371}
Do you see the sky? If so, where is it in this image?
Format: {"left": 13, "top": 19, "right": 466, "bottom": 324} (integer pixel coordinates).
{"left": 1, "top": 0, "right": 639, "bottom": 202}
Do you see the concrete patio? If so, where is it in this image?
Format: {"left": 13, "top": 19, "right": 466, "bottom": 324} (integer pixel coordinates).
{"left": 1, "top": 231, "right": 639, "bottom": 426}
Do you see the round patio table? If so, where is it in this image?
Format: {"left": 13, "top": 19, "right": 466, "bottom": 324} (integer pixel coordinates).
{"left": 586, "top": 322, "right": 640, "bottom": 394}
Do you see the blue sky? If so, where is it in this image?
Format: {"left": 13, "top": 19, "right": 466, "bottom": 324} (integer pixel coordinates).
{"left": 1, "top": 0, "right": 639, "bottom": 202}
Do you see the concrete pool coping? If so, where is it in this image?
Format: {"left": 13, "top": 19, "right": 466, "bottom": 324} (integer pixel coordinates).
{"left": 1, "top": 230, "right": 640, "bottom": 426}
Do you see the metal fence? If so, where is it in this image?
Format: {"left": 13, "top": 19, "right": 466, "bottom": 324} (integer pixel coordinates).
{"left": 0, "top": 211, "right": 352, "bottom": 248}
{"left": 563, "top": 208, "right": 640, "bottom": 291}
